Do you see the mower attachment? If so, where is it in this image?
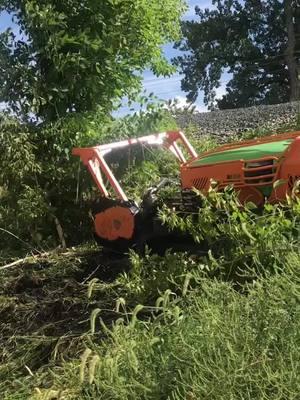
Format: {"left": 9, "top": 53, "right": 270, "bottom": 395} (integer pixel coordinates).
{"left": 72, "top": 131, "right": 197, "bottom": 250}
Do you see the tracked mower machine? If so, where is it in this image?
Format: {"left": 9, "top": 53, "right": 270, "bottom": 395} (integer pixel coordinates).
{"left": 73, "top": 130, "right": 300, "bottom": 251}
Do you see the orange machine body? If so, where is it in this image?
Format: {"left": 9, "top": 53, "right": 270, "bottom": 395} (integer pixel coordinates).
{"left": 73, "top": 130, "right": 300, "bottom": 247}
{"left": 181, "top": 131, "right": 300, "bottom": 205}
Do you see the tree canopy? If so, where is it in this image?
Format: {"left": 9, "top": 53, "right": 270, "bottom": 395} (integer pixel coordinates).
{"left": 0, "top": 0, "right": 186, "bottom": 121}
{"left": 174, "top": 0, "right": 300, "bottom": 110}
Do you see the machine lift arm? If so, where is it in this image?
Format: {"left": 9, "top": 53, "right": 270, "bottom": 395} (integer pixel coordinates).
{"left": 72, "top": 131, "right": 198, "bottom": 202}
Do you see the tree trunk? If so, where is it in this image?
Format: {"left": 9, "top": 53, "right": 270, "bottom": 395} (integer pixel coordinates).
{"left": 284, "top": 0, "right": 300, "bottom": 101}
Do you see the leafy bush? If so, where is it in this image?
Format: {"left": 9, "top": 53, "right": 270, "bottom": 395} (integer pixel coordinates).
{"left": 0, "top": 115, "right": 94, "bottom": 250}
{"left": 0, "top": 105, "right": 179, "bottom": 251}
{"left": 117, "top": 250, "right": 196, "bottom": 304}
{"left": 160, "top": 187, "right": 300, "bottom": 284}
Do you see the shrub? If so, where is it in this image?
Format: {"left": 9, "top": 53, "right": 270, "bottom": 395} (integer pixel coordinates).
{"left": 0, "top": 115, "right": 95, "bottom": 250}
{"left": 160, "top": 187, "right": 300, "bottom": 284}
{"left": 0, "top": 105, "right": 178, "bottom": 251}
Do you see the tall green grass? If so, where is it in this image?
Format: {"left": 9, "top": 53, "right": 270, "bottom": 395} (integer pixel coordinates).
{"left": 2, "top": 190, "right": 297, "bottom": 399}
{"left": 31, "top": 251, "right": 300, "bottom": 400}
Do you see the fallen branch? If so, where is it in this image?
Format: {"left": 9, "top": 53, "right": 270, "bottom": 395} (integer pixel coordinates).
{"left": 0, "top": 247, "right": 100, "bottom": 271}
{"left": 0, "top": 258, "right": 29, "bottom": 271}
{"left": 0, "top": 251, "right": 61, "bottom": 271}
{"left": 0, "top": 227, "right": 39, "bottom": 252}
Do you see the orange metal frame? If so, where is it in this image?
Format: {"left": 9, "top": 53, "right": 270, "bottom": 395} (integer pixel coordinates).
{"left": 73, "top": 129, "right": 300, "bottom": 208}
{"left": 72, "top": 131, "right": 197, "bottom": 201}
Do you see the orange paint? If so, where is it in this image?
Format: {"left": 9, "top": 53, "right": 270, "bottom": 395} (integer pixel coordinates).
{"left": 94, "top": 206, "right": 135, "bottom": 241}
{"left": 181, "top": 131, "right": 300, "bottom": 206}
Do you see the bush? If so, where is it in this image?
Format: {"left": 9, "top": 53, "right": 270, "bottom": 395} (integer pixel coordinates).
{"left": 160, "top": 187, "right": 300, "bottom": 284}
{"left": 0, "top": 105, "right": 178, "bottom": 252}
{"left": 0, "top": 115, "right": 95, "bottom": 251}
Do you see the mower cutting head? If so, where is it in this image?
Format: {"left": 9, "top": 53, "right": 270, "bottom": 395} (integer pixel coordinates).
{"left": 72, "top": 131, "right": 197, "bottom": 251}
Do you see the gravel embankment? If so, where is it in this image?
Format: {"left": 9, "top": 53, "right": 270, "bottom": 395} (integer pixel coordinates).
{"left": 176, "top": 101, "right": 300, "bottom": 141}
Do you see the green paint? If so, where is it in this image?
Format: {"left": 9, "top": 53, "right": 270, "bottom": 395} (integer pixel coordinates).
{"left": 191, "top": 139, "right": 292, "bottom": 166}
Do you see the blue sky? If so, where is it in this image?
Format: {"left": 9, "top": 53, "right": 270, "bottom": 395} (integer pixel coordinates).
{"left": 0, "top": 1, "right": 228, "bottom": 115}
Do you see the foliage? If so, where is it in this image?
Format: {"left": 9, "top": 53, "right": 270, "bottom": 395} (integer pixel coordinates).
{"left": 0, "top": 106, "right": 178, "bottom": 251}
{"left": 0, "top": 114, "right": 93, "bottom": 250}
{"left": 99, "top": 97, "right": 178, "bottom": 143}
{"left": 160, "top": 186, "right": 300, "bottom": 283}
{"left": 117, "top": 250, "right": 194, "bottom": 304}
{"left": 1, "top": 182, "right": 300, "bottom": 399}
{"left": 7, "top": 249, "right": 298, "bottom": 400}
{"left": 174, "top": 0, "right": 300, "bottom": 109}
{"left": 0, "top": 0, "right": 186, "bottom": 121}
{"left": 70, "top": 261, "right": 300, "bottom": 400}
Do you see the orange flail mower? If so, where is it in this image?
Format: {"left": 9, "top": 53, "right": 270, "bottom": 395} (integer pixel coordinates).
{"left": 73, "top": 130, "right": 300, "bottom": 251}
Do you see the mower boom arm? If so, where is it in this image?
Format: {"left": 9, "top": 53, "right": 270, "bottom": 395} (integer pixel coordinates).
{"left": 72, "top": 131, "right": 197, "bottom": 202}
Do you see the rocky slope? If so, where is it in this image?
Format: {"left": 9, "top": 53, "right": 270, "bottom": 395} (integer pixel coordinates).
{"left": 176, "top": 101, "right": 300, "bottom": 141}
